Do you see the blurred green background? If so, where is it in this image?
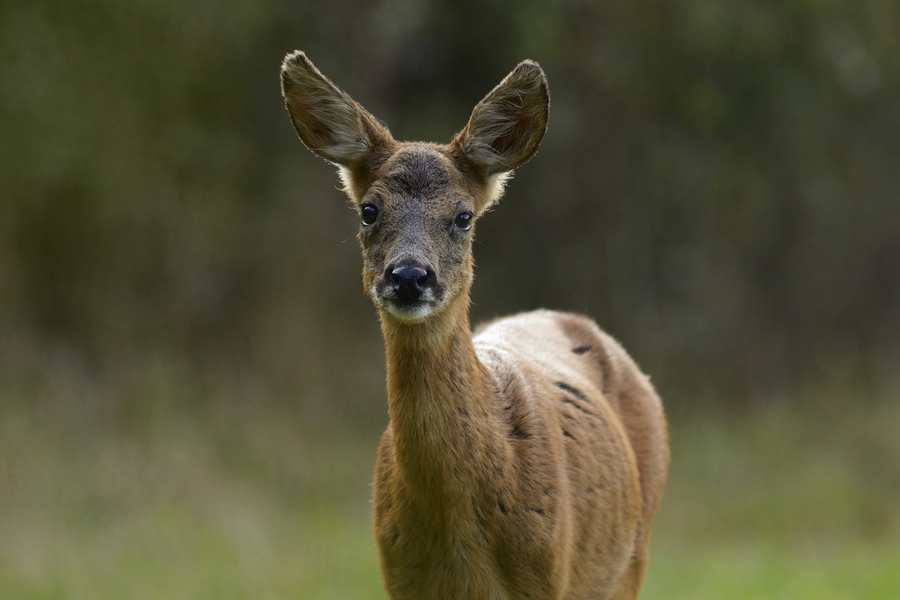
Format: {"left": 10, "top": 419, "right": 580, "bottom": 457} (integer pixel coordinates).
{"left": 1, "top": 0, "right": 898, "bottom": 598}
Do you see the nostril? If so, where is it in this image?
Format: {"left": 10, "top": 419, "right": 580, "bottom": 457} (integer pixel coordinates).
{"left": 392, "top": 266, "right": 428, "bottom": 284}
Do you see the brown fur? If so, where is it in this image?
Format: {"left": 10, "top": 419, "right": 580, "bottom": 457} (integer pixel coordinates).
{"left": 281, "top": 51, "right": 669, "bottom": 599}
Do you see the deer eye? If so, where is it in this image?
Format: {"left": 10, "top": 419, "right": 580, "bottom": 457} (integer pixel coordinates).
{"left": 360, "top": 203, "right": 379, "bottom": 226}
{"left": 454, "top": 211, "right": 473, "bottom": 231}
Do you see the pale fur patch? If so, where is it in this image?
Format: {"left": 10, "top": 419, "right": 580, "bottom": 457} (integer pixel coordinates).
{"left": 337, "top": 165, "right": 354, "bottom": 196}
{"left": 371, "top": 283, "right": 439, "bottom": 322}
{"left": 384, "top": 302, "right": 435, "bottom": 322}
{"left": 482, "top": 171, "right": 512, "bottom": 213}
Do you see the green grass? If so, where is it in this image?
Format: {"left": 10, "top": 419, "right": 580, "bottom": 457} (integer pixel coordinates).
{"left": 642, "top": 401, "right": 900, "bottom": 599}
{"left": 1, "top": 389, "right": 897, "bottom": 598}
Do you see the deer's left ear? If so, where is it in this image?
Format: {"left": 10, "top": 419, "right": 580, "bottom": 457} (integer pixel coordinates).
{"left": 452, "top": 60, "right": 550, "bottom": 177}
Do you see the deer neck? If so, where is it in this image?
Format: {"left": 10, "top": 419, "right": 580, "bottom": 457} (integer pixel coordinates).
{"left": 380, "top": 293, "right": 503, "bottom": 501}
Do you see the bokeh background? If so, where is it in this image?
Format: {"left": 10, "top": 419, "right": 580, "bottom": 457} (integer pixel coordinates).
{"left": 2, "top": 0, "right": 898, "bottom": 597}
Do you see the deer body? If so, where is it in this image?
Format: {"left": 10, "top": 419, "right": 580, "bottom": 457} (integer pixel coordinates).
{"left": 281, "top": 52, "right": 669, "bottom": 600}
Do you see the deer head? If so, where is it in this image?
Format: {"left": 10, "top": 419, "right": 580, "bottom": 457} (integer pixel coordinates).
{"left": 281, "top": 52, "right": 549, "bottom": 322}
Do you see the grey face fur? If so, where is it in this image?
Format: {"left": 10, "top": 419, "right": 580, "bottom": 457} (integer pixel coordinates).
{"left": 281, "top": 51, "right": 549, "bottom": 322}
{"left": 358, "top": 145, "right": 478, "bottom": 321}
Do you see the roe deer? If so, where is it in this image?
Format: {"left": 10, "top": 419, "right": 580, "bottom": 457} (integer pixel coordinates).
{"left": 281, "top": 51, "right": 669, "bottom": 600}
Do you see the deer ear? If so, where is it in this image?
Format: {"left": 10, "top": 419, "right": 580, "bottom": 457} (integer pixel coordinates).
{"left": 453, "top": 60, "right": 550, "bottom": 176}
{"left": 281, "top": 51, "right": 392, "bottom": 166}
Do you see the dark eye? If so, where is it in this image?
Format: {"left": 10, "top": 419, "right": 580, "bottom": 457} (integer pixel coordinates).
{"left": 454, "top": 211, "right": 473, "bottom": 231}
{"left": 361, "top": 203, "right": 379, "bottom": 226}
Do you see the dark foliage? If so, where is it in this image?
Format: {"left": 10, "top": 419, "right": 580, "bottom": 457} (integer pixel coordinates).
{"left": 2, "top": 0, "right": 897, "bottom": 416}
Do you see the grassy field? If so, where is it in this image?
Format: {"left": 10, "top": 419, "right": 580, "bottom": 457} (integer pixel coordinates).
{"left": 1, "top": 384, "right": 897, "bottom": 599}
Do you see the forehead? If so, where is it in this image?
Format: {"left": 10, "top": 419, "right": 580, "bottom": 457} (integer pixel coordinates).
{"left": 378, "top": 145, "right": 455, "bottom": 198}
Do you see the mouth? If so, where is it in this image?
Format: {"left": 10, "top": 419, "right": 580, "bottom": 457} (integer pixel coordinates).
{"left": 382, "top": 298, "right": 436, "bottom": 322}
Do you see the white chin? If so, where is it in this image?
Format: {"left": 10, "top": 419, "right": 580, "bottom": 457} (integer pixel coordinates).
{"left": 384, "top": 301, "right": 435, "bottom": 322}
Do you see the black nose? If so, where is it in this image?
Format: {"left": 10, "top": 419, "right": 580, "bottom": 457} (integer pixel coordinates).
{"left": 390, "top": 266, "right": 432, "bottom": 300}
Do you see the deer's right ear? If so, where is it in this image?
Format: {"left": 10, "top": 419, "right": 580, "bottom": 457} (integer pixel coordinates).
{"left": 281, "top": 51, "right": 392, "bottom": 167}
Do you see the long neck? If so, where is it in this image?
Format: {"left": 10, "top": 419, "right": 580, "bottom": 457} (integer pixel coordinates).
{"left": 380, "top": 294, "right": 504, "bottom": 502}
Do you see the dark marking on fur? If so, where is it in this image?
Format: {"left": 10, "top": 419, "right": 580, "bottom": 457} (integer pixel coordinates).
{"left": 562, "top": 397, "right": 597, "bottom": 416}
{"left": 556, "top": 382, "right": 589, "bottom": 403}
{"left": 458, "top": 406, "right": 471, "bottom": 434}
{"left": 510, "top": 422, "right": 532, "bottom": 440}
{"left": 498, "top": 501, "right": 509, "bottom": 515}
{"left": 595, "top": 354, "right": 610, "bottom": 395}
{"left": 556, "top": 313, "right": 613, "bottom": 396}
{"left": 528, "top": 507, "right": 545, "bottom": 516}
{"left": 562, "top": 428, "right": 576, "bottom": 441}
{"left": 387, "top": 149, "right": 450, "bottom": 195}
